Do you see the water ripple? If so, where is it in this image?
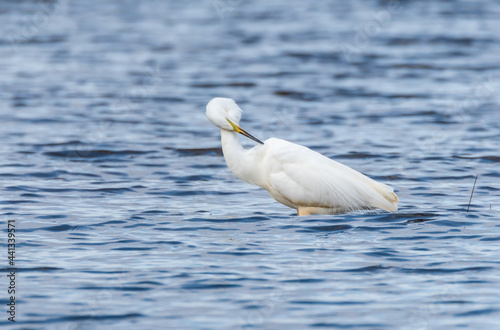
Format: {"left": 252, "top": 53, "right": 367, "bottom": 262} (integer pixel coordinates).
{"left": 2, "top": 0, "right": 500, "bottom": 328}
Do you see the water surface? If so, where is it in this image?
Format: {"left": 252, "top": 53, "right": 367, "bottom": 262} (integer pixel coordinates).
{"left": 1, "top": 0, "right": 500, "bottom": 329}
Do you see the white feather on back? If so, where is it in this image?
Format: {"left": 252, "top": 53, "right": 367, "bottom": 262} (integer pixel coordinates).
{"left": 260, "top": 138, "right": 398, "bottom": 212}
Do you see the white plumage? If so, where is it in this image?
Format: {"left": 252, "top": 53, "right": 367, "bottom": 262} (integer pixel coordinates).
{"left": 206, "top": 97, "right": 398, "bottom": 216}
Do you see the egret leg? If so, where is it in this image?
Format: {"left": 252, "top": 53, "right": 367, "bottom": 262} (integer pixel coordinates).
{"left": 297, "top": 207, "right": 312, "bottom": 216}
{"left": 298, "top": 206, "right": 346, "bottom": 216}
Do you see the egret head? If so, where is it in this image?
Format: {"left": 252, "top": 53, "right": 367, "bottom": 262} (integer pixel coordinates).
{"left": 206, "top": 97, "right": 263, "bottom": 144}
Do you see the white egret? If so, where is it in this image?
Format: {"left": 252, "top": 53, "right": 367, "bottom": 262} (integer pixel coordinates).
{"left": 205, "top": 97, "right": 398, "bottom": 216}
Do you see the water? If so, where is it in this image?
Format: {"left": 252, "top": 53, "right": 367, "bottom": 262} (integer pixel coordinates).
{"left": 1, "top": 0, "right": 500, "bottom": 328}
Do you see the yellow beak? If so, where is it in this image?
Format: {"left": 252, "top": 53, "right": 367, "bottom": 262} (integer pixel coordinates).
{"left": 226, "top": 119, "right": 264, "bottom": 145}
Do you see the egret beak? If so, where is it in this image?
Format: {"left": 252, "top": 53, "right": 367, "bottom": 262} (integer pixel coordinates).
{"left": 226, "top": 119, "right": 264, "bottom": 145}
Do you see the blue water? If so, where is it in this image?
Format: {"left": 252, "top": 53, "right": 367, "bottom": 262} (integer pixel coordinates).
{"left": 1, "top": 0, "right": 500, "bottom": 329}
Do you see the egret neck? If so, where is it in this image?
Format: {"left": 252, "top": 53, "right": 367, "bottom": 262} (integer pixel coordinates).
{"left": 220, "top": 129, "right": 264, "bottom": 187}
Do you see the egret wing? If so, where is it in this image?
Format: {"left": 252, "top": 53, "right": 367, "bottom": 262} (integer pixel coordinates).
{"left": 262, "top": 138, "right": 398, "bottom": 212}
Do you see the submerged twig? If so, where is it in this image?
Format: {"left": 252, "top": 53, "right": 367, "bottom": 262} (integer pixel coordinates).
{"left": 466, "top": 175, "right": 478, "bottom": 213}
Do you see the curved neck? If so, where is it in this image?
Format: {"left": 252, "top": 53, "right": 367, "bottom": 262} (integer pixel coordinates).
{"left": 220, "top": 129, "right": 262, "bottom": 187}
